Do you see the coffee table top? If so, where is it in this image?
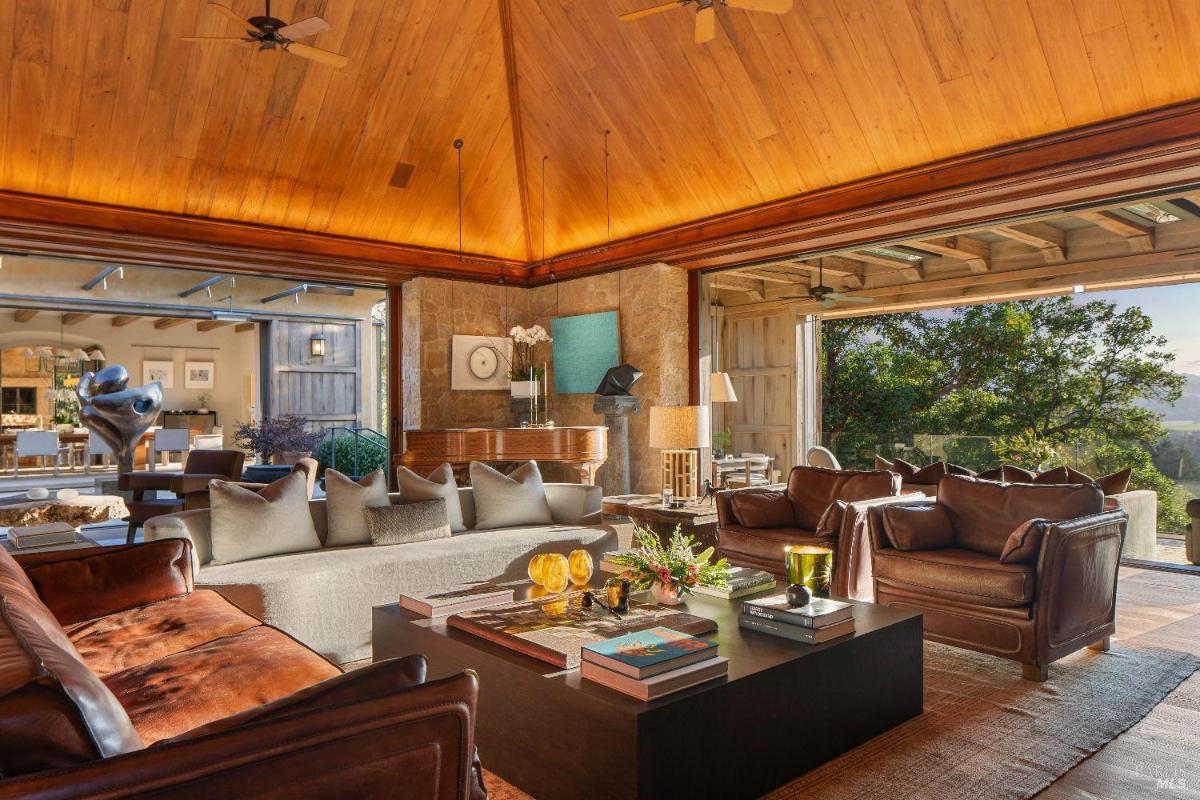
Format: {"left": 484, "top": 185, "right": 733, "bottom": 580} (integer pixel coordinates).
{"left": 601, "top": 495, "right": 718, "bottom": 523}
{"left": 375, "top": 577, "right": 920, "bottom": 713}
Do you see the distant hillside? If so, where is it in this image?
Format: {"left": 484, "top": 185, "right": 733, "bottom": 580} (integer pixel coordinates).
{"left": 1141, "top": 373, "right": 1200, "bottom": 422}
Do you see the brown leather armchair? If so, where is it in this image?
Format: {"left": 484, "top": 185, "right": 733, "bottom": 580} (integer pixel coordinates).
{"left": 119, "top": 449, "right": 246, "bottom": 544}
{"left": 716, "top": 465, "right": 903, "bottom": 597}
{"left": 868, "top": 475, "right": 1127, "bottom": 680}
{"left": 0, "top": 540, "right": 486, "bottom": 799}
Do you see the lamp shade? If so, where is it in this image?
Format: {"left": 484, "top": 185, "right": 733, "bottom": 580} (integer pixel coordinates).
{"left": 71, "top": 348, "right": 89, "bottom": 360}
{"left": 648, "top": 405, "right": 710, "bottom": 450}
{"left": 18, "top": 347, "right": 34, "bottom": 358}
{"left": 710, "top": 372, "right": 738, "bottom": 403}
{"left": 87, "top": 348, "right": 105, "bottom": 361}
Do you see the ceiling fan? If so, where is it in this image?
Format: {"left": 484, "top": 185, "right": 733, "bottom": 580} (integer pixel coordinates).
{"left": 182, "top": 1, "right": 348, "bottom": 68}
{"left": 619, "top": 0, "right": 794, "bottom": 44}
{"left": 779, "top": 260, "right": 875, "bottom": 310}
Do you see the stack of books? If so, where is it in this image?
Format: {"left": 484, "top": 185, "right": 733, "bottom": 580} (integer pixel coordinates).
{"left": 580, "top": 626, "right": 728, "bottom": 701}
{"left": 738, "top": 595, "right": 855, "bottom": 644}
{"left": 691, "top": 566, "right": 776, "bottom": 599}
{"left": 399, "top": 583, "right": 515, "bottom": 618}
{"left": 6, "top": 523, "right": 78, "bottom": 550}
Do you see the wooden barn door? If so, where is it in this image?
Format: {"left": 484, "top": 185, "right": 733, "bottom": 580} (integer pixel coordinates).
{"left": 720, "top": 309, "right": 801, "bottom": 477}
{"left": 267, "top": 319, "right": 361, "bottom": 433}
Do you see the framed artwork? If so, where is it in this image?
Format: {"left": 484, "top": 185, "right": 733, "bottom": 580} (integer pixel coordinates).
{"left": 184, "top": 361, "right": 216, "bottom": 389}
{"left": 551, "top": 311, "right": 620, "bottom": 394}
{"left": 142, "top": 360, "right": 174, "bottom": 389}
{"left": 451, "top": 335, "right": 513, "bottom": 390}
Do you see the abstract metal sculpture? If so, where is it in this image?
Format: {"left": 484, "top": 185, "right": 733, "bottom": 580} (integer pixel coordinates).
{"left": 76, "top": 365, "right": 163, "bottom": 473}
{"left": 594, "top": 363, "right": 642, "bottom": 396}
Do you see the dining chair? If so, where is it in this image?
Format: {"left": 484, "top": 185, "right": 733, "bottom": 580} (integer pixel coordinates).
{"left": 13, "top": 431, "right": 68, "bottom": 477}
{"left": 83, "top": 431, "right": 113, "bottom": 474}
{"left": 151, "top": 428, "right": 192, "bottom": 471}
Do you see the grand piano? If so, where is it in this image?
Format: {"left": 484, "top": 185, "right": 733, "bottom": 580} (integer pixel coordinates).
{"left": 397, "top": 426, "right": 608, "bottom": 484}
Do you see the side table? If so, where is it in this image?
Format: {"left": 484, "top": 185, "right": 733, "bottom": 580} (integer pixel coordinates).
{"left": 601, "top": 494, "right": 720, "bottom": 549}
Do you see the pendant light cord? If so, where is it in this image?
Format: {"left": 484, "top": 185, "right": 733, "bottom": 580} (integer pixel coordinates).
{"left": 454, "top": 138, "right": 464, "bottom": 262}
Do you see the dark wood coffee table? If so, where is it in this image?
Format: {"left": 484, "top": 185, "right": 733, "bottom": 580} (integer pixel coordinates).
{"left": 601, "top": 494, "right": 720, "bottom": 549}
{"left": 373, "top": 581, "right": 923, "bottom": 800}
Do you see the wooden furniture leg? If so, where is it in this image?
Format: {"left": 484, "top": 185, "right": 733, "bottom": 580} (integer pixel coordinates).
{"left": 1022, "top": 663, "right": 1049, "bottom": 682}
{"left": 1088, "top": 637, "right": 1112, "bottom": 652}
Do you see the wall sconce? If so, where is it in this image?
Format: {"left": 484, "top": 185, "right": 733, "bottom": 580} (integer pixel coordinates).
{"left": 310, "top": 332, "right": 327, "bottom": 358}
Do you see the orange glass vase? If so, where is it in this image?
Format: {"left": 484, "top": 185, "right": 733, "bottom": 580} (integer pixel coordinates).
{"left": 568, "top": 549, "right": 594, "bottom": 586}
{"left": 527, "top": 553, "right": 549, "bottom": 586}
{"left": 541, "top": 553, "right": 571, "bottom": 594}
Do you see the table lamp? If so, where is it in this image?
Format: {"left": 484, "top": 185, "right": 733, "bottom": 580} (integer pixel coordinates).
{"left": 710, "top": 372, "right": 738, "bottom": 403}
{"left": 648, "top": 405, "right": 710, "bottom": 499}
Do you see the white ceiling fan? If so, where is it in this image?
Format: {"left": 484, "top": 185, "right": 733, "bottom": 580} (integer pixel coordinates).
{"left": 779, "top": 259, "right": 875, "bottom": 310}
{"left": 619, "top": 0, "right": 794, "bottom": 45}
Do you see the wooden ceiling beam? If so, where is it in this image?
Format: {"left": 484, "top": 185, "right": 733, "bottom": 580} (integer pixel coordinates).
{"left": 234, "top": 322, "right": 256, "bottom": 333}
{"left": 988, "top": 223, "right": 1066, "bottom": 263}
{"left": 1074, "top": 209, "right": 1155, "bottom": 251}
{"left": 110, "top": 315, "right": 141, "bottom": 327}
{"left": 61, "top": 312, "right": 92, "bottom": 325}
{"left": 153, "top": 318, "right": 188, "bottom": 330}
{"left": 907, "top": 235, "right": 991, "bottom": 273}
{"left": 13, "top": 309, "right": 37, "bottom": 322}
{"left": 196, "top": 320, "right": 233, "bottom": 332}
{"left": 846, "top": 252, "right": 922, "bottom": 281}
{"left": 709, "top": 275, "right": 765, "bottom": 301}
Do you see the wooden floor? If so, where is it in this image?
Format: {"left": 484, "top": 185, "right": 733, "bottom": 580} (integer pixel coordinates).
{"left": 1037, "top": 567, "right": 1200, "bottom": 799}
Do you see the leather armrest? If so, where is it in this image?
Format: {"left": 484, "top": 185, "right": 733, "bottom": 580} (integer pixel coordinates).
{"left": 0, "top": 669, "right": 484, "bottom": 800}
{"left": 1035, "top": 509, "right": 1127, "bottom": 658}
{"left": 715, "top": 485, "right": 786, "bottom": 528}
{"left": 19, "top": 540, "right": 194, "bottom": 626}
{"left": 844, "top": 494, "right": 929, "bottom": 601}
{"left": 168, "top": 474, "right": 226, "bottom": 495}
{"left": 118, "top": 471, "right": 174, "bottom": 492}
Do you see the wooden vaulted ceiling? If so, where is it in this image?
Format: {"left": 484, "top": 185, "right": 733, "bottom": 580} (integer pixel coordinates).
{"left": 3, "top": 0, "right": 1200, "bottom": 282}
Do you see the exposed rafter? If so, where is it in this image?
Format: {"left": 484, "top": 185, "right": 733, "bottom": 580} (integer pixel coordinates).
{"left": 1075, "top": 210, "right": 1155, "bottom": 252}
{"left": 61, "top": 312, "right": 92, "bottom": 325}
{"left": 13, "top": 309, "right": 38, "bottom": 322}
{"left": 907, "top": 236, "right": 990, "bottom": 273}
{"left": 110, "top": 315, "right": 140, "bottom": 327}
{"left": 234, "top": 322, "right": 256, "bottom": 333}
{"left": 197, "top": 320, "right": 233, "bottom": 332}
{"left": 988, "top": 223, "right": 1066, "bottom": 263}
{"left": 153, "top": 318, "right": 188, "bottom": 330}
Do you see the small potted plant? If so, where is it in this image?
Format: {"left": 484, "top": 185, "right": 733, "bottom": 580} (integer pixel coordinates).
{"left": 234, "top": 414, "right": 325, "bottom": 482}
{"left": 608, "top": 525, "right": 730, "bottom": 605}
{"left": 508, "top": 324, "right": 552, "bottom": 398}
{"left": 196, "top": 393, "right": 212, "bottom": 414}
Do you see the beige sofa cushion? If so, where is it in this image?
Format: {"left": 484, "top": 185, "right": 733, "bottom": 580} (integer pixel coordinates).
{"left": 396, "top": 463, "right": 466, "bottom": 532}
{"left": 209, "top": 472, "right": 321, "bottom": 565}
{"left": 469, "top": 461, "right": 553, "bottom": 531}
{"left": 324, "top": 469, "right": 390, "bottom": 546}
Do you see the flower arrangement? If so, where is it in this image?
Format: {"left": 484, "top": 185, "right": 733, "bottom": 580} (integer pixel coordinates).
{"left": 234, "top": 414, "right": 325, "bottom": 464}
{"left": 508, "top": 324, "right": 552, "bottom": 381}
{"left": 607, "top": 525, "right": 729, "bottom": 603}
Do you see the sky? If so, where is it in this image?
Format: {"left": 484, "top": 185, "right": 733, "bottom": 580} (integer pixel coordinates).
{"left": 1087, "top": 284, "right": 1200, "bottom": 375}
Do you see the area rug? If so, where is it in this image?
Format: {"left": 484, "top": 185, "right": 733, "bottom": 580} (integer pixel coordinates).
{"left": 482, "top": 641, "right": 1198, "bottom": 800}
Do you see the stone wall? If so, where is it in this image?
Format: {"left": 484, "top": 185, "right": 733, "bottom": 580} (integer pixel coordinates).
{"left": 403, "top": 263, "right": 690, "bottom": 493}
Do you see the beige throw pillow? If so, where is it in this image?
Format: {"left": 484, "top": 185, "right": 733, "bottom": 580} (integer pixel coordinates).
{"left": 209, "top": 471, "right": 321, "bottom": 565}
{"left": 469, "top": 460, "right": 553, "bottom": 531}
{"left": 366, "top": 499, "right": 452, "bottom": 546}
{"left": 396, "top": 463, "right": 466, "bottom": 532}
{"left": 324, "top": 468, "right": 390, "bottom": 546}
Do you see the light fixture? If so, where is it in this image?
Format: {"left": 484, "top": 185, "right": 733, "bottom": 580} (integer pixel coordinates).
{"left": 18, "top": 346, "right": 34, "bottom": 358}
{"left": 648, "top": 405, "right": 711, "bottom": 499}
{"left": 710, "top": 372, "right": 738, "bottom": 403}
{"left": 35, "top": 346, "right": 54, "bottom": 358}
{"left": 1073, "top": 284, "right": 1086, "bottom": 294}
{"left": 310, "top": 332, "right": 327, "bottom": 357}
{"left": 71, "top": 348, "right": 89, "bottom": 360}
{"left": 212, "top": 310, "right": 252, "bottom": 322}
{"left": 87, "top": 348, "right": 105, "bottom": 361}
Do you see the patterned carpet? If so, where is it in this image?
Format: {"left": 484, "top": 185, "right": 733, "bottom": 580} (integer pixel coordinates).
{"left": 479, "top": 570, "right": 1200, "bottom": 800}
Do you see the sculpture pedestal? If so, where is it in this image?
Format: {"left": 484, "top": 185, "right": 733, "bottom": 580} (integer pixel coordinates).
{"left": 593, "top": 395, "right": 641, "bottom": 496}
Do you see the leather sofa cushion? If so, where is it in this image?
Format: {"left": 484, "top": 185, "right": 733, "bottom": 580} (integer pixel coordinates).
{"left": 66, "top": 590, "right": 259, "bottom": 677}
{"left": 787, "top": 466, "right": 900, "bottom": 530}
{"left": 814, "top": 500, "right": 847, "bottom": 539}
{"left": 718, "top": 524, "right": 820, "bottom": 563}
{"left": 882, "top": 504, "right": 955, "bottom": 551}
{"left": 730, "top": 490, "right": 795, "bottom": 528}
{"left": 874, "top": 547, "right": 1037, "bottom": 608}
{"left": 0, "top": 550, "right": 144, "bottom": 775}
{"left": 999, "top": 519, "right": 1050, "bottom": 565}
{"left": 24, "top": 539, "right": 192, "bottom": 627}
{"left": 937, "top": 476, "right": 1103, "bottom": 557}
{"left": 105, "top": 625, "right": 341, "bottom": 745}
{"left": 1000, "top": 465, "right": 1038, "bottom": 483}
{"left": 1035, "top": 465, "right": 1132, "bottom": 495}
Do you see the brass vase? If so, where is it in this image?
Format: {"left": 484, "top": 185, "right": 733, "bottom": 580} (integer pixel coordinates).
{"left": 783, "top": 544, "right": 834, "bottom": 598}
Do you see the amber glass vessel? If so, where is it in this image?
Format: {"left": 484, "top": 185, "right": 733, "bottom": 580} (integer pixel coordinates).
{"left": 542, "top": 553, "right": 571, "bottom": 594}
{"left": 568, "top": 549, "right": 594, "bottom": 586}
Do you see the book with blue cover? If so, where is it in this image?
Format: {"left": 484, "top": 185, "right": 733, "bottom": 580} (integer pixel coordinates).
{"left": 581, "top": 626, "right": 718, "bottom": 679}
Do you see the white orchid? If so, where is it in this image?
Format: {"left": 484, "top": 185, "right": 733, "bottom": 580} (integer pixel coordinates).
{"left": 508, "top": 324, "right": 552, "bottom": 380}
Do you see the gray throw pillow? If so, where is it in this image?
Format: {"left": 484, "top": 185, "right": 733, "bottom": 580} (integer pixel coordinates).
{"left": 365, "top": 499, "right": 452, "bottom": 546}
{"left": 396, "top": 463, "right": 465, "bottom": 532}
{"left": 468, "top": 460, "right": 553, "bottom": 531}
{"left": 324, "top": 468, "right": 390, "bottom": 546}
{"left": 209, "top": 471, "right": 321, "bottom": 565}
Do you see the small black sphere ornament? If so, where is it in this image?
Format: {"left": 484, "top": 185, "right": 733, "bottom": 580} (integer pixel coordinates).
{"left": 785, "top": 583, "right": 812, "bottom": 608}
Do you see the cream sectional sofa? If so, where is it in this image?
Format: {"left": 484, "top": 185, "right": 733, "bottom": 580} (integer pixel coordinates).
{"left": 144, "top": 483, "right": 618, "bottom": 663}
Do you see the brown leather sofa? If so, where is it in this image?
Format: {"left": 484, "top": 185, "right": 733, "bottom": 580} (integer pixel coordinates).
{"left": 716, "top": 465, "right": 903, "bottom": 597}
{"left": 0, "top": 540, "right": 486, "bottom": 798}
{"left": 868, "top": 475, "right": 1128, "bottom": 681}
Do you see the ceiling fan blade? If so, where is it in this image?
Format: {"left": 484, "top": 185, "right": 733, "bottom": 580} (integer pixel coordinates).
{"left": 725, "top": 0, "right": 794, "bottom": 13}
{"left": 822, "top": 297, "right": 838, "bottom": 309}
{"left": 695, "top": 5, "right": 716, "bottom": 43}
{"left": 207, "top": 2, "right": 258, "bottom": 34}
{"left": 285, "top": 41, "right": 349, "bottom": 68}
{"left": 619, "top": 1, "right": 684, "bottom": 21}
{"left": 829, "top": 294, "right": 875, "bottom": 304}
{"left": 277, "top": 16, "right": 331, "bottom": 41}
{"left": 181, "top": 36, "right": 252, "bottom": 42}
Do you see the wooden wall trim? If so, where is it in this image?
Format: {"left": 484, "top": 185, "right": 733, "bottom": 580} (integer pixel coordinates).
{"left": 526, "top": 98, "right": 1200, "bottom": 281}
{"left": 387, "top": 284, "right": 404, "bottom": 491}
{"left": 688, "top": 270, "right": 700, "bottom": 407}
{"left": 0, "top": 191, "right": 526, "bottom": 286}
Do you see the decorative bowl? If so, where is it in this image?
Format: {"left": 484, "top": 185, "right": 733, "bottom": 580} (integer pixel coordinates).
{"left": 56, "top": 488, "right": 80, "bottom": 501}
{"left": 26, "top": 488, "right": 50, "bottom": 500}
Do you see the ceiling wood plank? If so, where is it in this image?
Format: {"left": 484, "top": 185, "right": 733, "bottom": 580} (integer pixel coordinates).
{"left": 13, "top": 309, "right": 38, "bottom": 322}
{"left": 234, "top": 321, "right": 255, "bottom": 333}
{"left": 61, "top": 312, "right": 91, "bottom": 324}
{"left": 197, "top": 319, "right": 232, "bottom": 332}
{"left": 153, "top": 318, "right": 187, "bottom": 330}
{"left": 110, "top": 314, "right": 140, "bottom": 327}
{"left": 988, "top": 222, "right": 1066, "bottom": 263}
{"left": 908, "top": 235, "right": 991, "bottom": 272}
{"left": 1075, "top": 209, "right": 1155, "bottom": 251}
{"left": 709, "top": 274, "right": 765, "bottom": 301}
